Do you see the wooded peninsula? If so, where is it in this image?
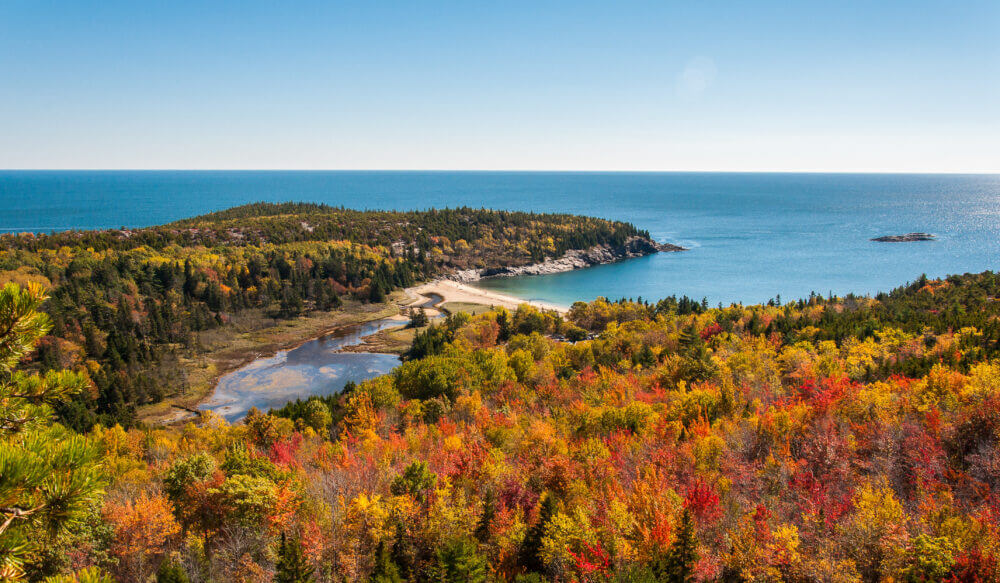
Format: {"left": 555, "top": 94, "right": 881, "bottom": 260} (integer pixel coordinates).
{"left": 0, "top": 203, "right": 657, "bottom": 429}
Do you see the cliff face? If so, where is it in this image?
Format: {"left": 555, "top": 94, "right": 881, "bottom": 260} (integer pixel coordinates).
{"left": 448, "top": 236, "right": 686, "bottom": 282}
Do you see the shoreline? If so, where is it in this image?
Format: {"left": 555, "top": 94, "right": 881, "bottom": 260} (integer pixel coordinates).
{"left": 448, "top": 236, "right": 684, "bottom": 283}
{"left": 407, "top": 279, "right": 570, "bottom": 315}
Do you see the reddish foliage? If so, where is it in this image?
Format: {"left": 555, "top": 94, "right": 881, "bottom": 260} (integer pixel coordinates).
{"left": 797, "top": 375, "right": 851, "bottom": 414}
{"left": 268, "top": 432, "right": 303, "bottom": 468}
{"left": 948, "top": 550, "right": 998, "bottom": 583}
{"left": 448, "top": 440, "right": 488, "bottom": 482}
{"left": 789, "top": 468, "right": 852, "bottom": 528}
{"left": 699, "top": 323, "right": 723, "bottom": 341}
{"left": 752, "top": 504, "right": 771, "bottom": 534}
{"left": 498, "top": 478, "right": 538, "bottom": 515}
{"left": 570, "top": 542, "right": 611, "bottom": 580}
{"left": 684, "top": 480, "right": 721, "bottom": 522}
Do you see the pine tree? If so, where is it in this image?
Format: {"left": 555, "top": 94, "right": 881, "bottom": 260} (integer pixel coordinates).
{"left": 656, "top": 509, "right": 698, "bottom": 583}
{"left": 156, "top": 559, "right": 190, "bottom": 583}
{"left": 44, "top": 567, "right": 115, "bottom": 583}
{"left": 435, "top": 538, "right": 487, "bottom": 583}
{"left": 371, "top": 541, "right": 403, "bottom": 583}
{"left": 519, "top": 492, "right": 557, "bottom": 574}
{"left": 474, "top": 491, "right": 496, "bottom": 543}
{"left": 274, "top": 532, "right": 314, "bottom": 583}
{"left": 0, "top": 283, "right": 107, "bottom": 579}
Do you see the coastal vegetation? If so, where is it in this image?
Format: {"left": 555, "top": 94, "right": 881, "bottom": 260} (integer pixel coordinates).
{"left": 4, "top": 270, "right": 1000, "bottom": 581}
{"left": 0, "top": 204, "right": 650, "bottom": 428}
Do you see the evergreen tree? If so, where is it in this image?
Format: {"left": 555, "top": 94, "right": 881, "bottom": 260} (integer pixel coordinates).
{"left": 274, "top": 532, "right": 314, "bottom": 583}
{"left": 496, "top": 309, "right": 512, "bottom": 342}
{"left": 474, "top": 491, "right": 496, "bottom": 543}
{"left": 636, "top": 344, "right": 657, "bottom": 368}
{"left": 407, "top": 307, "right": 429, "bottom": 328}
{"left": 435, "top": 538, "right": 487, "bottom": 583}
{"left": 519, "top": 492, "right": 557, "bottom": 574}
{"left": 0, "top": 283, "right": 107, "bottom": 579}
{"left": 44, "top": 567, "right": 115, "bottom": 583}
{"left": 656, "top": 509, "right": 698, "bottom": 583}
{"left": 390, "top": 461, "right": 437, "bottom": 503}
{"left": 156, "top": 559, "right": 190, "bottom": 583}
{"left": 370, "top": 541, "right": 403, "bottom": 583}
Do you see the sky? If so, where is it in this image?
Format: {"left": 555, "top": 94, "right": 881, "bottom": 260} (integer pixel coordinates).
{"left": 1, "top": 1, "right": 998, "bottom": 172}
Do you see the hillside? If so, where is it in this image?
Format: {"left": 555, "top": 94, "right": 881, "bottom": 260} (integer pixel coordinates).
{"left": 6, "top": 271, "right": 998, "bottom": 581}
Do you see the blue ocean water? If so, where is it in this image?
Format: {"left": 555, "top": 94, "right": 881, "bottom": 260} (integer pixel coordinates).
{"left": 2, "top": 171, "right": 998, "bottom": 305}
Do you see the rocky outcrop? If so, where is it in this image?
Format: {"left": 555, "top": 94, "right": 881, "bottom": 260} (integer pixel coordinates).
{"left": 871, "top": 233, "right": 935, "bottom": 242}
{"left": 448, "top": 236, "right": 686, "bottom": 283}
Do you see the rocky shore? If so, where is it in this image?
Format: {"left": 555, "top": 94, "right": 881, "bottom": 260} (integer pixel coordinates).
{"left": 448, "top": 236, "right": 685, "bottom": 283}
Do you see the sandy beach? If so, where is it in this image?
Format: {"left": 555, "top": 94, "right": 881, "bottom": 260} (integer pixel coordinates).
{"left": 406, "top": 279, "right": 570, "bottom": 315}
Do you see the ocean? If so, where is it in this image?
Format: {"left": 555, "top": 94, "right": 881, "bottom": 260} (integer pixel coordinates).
{"left": 2, "top": 170, "right": 998, "bottom": 306}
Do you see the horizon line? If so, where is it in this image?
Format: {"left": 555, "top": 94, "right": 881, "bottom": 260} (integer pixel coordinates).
{"left": 2, "top": 168, "right": 999, "bottom": 175}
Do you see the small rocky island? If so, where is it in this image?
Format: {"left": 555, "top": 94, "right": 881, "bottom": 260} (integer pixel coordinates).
{"left": 871, "top": 232, "right": 936, "bottom": 242}
{"left": 450, "top": 235, "right": 686, "bottom": 282}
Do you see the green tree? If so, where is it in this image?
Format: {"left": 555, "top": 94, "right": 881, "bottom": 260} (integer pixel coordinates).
{"left": 162, "top": 452, "right": 216, "bottom": 508}
{"left": 210, "top": 474, "right": 278, "bottom": 529}
{"left": 301, "top": 399, "right": 332, "bottom": 433}
{"left": 156, "top": 558, "right": 190, "bottom": 583}
{"left": 44, "top": 567, "right": 115, "bottom": 583}
{"left": 898, "top": 535, "right": 956, "bottom": 583}
{"left": 435, "top": 537, "right": 487, "bottom": 583}
{"left": 0, "top": 283, "right": 107, "bottom": 579}
{"left": 407, "top": 307, "right": 429, "bottom": 329}
{"left": 474, "top": 491, "right": 496, "bottom": 543}
{"left": 274, "top": 532, "right": 314, "bottom": 583}
{"left": 519, "top": 492, "right": 558, "bottom": 574}
{"left": 390, "top": 461, "right": 437, "bottom": 503}
{"left": 370, "top": 541, "right": 403, "bottom": 583}
{"left": 657, "top": 509, "right": 698, "bottom": 583}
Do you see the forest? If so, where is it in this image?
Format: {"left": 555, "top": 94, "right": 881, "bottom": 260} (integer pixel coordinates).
{"left": 0, "top": 204, "right": 647, "bottom": 428}
{"left": 3, "top": 270, "right": 1000, "bottom": 582}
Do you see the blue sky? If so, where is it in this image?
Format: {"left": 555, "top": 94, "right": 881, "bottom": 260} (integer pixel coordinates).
{"left": 1, "top": 1, "right": 997, "bottom": 171}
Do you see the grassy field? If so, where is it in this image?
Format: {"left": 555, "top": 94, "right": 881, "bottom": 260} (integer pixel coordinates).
{"left": 341, "top": 324, "right": 420, "bottom": 355}
{"left": 440, "top": 301, "right": 496, "bottom": 316}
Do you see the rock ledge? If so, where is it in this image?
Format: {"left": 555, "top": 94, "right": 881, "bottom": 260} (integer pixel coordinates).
{"left": 449, "top": 236, "right": 685, "bottom": 283}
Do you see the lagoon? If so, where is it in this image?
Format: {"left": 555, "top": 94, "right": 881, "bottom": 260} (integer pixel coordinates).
{"left": 199, "top": 318, "right": 403, "bottom": 423}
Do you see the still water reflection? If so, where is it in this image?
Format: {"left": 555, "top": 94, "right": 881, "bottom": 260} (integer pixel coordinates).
{"left": 199, "top": 318, "right": 405, "bottom": 422}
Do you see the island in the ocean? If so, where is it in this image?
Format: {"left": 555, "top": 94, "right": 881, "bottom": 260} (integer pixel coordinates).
{"left": 871, "top": 232, "right": 936, "bottom": 242}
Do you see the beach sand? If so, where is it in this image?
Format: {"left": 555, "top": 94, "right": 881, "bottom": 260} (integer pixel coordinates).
{"left": 406, "top": 279, "right": 569, "bottom": 315}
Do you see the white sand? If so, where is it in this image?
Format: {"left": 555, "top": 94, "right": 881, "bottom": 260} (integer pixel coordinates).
{"left": 405, "top": 279, "right": 569, "bottom": 315}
